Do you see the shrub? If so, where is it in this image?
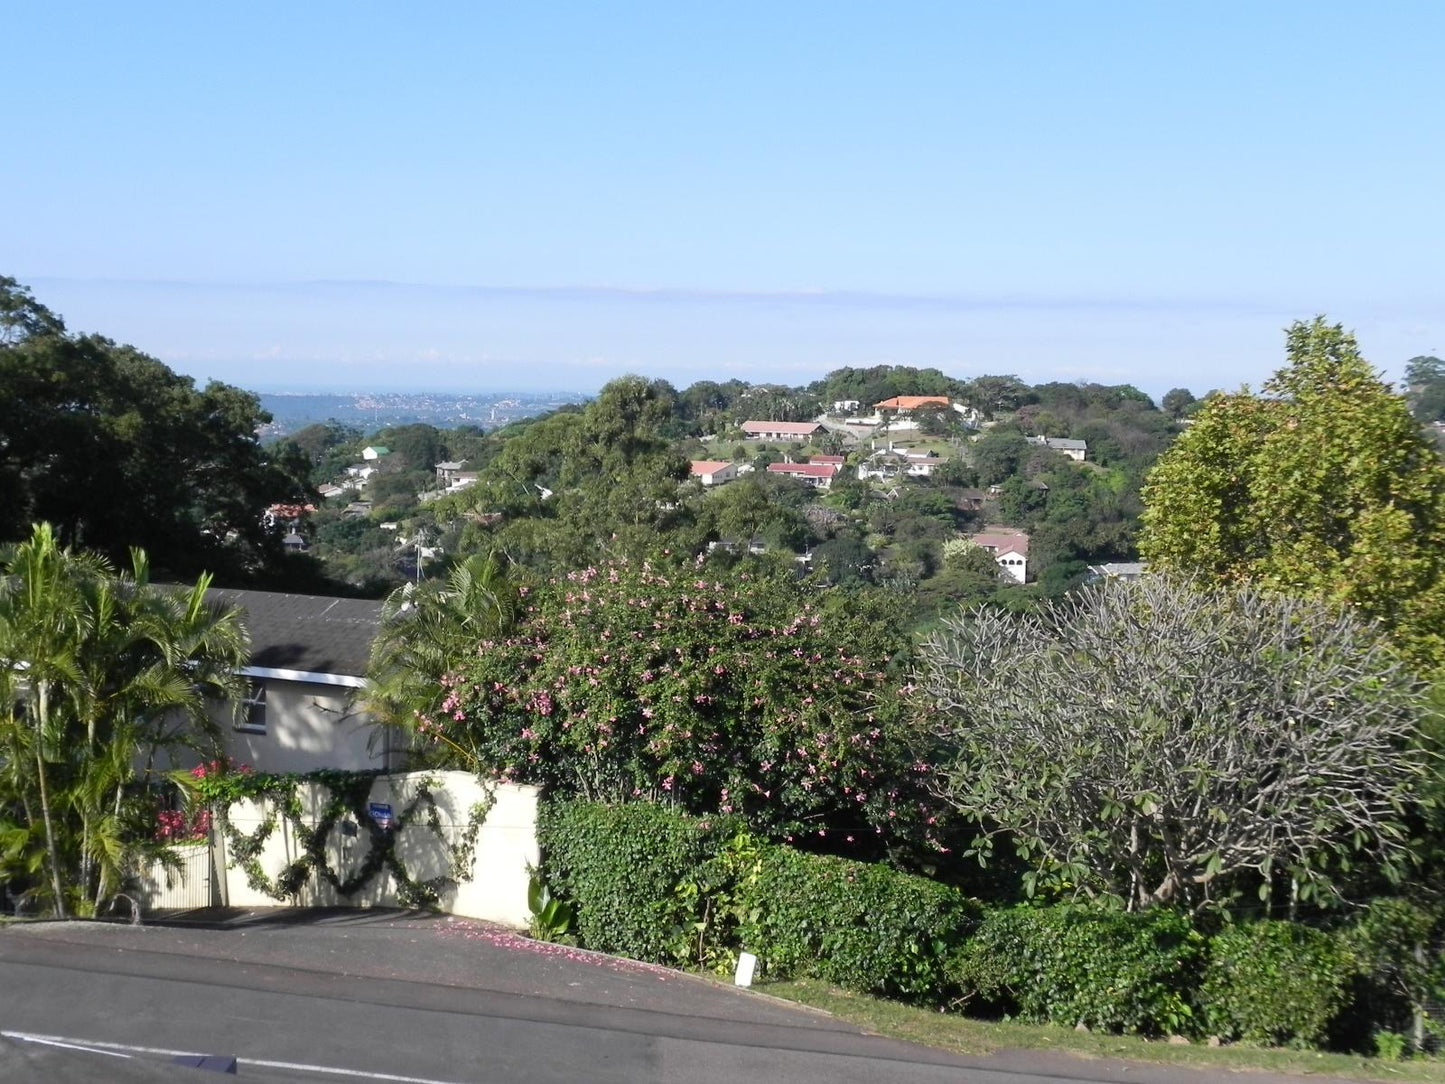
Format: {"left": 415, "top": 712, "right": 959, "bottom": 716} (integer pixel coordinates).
{"left": 950, "top": 905, "right": 1203, "bottom": 1035}
{"left": 428, "top": 559, "right": 935, "bottom": 846}
{"left": 1200, "top": 921, "right": 1355, "bottom": 1048}
{"left": 735, "top": 845, "right": 979, "bottom": 1000}
{"left": 537, "top": 800, "right": 741, "bottom": 962}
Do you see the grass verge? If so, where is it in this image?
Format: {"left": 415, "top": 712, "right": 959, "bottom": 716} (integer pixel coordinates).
{"left": 757, "top": 978, "right": 1445, "bottom": 1083}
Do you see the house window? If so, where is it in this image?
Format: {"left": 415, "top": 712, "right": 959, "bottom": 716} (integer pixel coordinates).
{"left": 238, "top": 681, "right": 267, "bottom": 734}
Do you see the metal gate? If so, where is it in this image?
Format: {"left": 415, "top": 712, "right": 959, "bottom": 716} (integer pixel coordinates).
{"left": 137, "top": 840, "right": 217, "bottom": 913}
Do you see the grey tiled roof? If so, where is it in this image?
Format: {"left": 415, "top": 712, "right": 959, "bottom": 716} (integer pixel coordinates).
{"left": 209, "top": 589, "right": 383, "bottom": 678}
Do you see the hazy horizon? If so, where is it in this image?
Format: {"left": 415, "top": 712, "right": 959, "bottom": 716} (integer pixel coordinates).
{"left": 10, "top": 4, "right": 1444, "bottom": 402}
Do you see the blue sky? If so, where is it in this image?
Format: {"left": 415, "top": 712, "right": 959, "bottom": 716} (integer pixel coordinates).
{"left": 8, "top": 2, "right": 1444, "bottom": 397}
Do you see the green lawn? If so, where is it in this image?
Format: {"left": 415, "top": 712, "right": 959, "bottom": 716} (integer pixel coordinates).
{"left": 756, "top": 978, "right": 1445, "bottom": 1083}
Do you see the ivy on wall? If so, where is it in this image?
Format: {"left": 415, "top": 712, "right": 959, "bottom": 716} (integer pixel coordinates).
{"left": 180, "top": 764, "right": 494, "bottom": 909}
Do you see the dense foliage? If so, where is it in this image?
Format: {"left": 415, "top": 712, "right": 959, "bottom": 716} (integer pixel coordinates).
{"left": 537, "top": 800, "right": 745, "bottom": 962}
{"left": 0, "top": 524, "right": 247, "bottom": 916}
{"left": 1199, "top": 921, "right": 1356, "bottom": 1048}
{"left": 0, "top": 278, "right": 313, "bottom": 583}
{"left": 916, "top": 576, "right": 1427, "bottom": 909}
{"left": 407, "top": 558, "right": 932, "bottom": 844}
{"left": 735, "top": 844, "right": 979, "bottom": 999}
{"left": 950, "top": 905, "right": 1203, "bottom": 1034}
{"left": 1141, "top": 318, "right": 1445, "bottom": 674}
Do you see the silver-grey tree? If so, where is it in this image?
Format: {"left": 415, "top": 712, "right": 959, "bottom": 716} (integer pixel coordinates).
{"left": 915, "top": 576, "right": 1427, "bottom": 910}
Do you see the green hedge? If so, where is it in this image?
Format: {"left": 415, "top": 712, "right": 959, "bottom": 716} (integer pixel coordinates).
{"left": 537, "top": 800, "right": 742, "bottom": 962}
{"left": 950, "top": 905, "right": 1204, "bottom": 1035}
{"left": 538, "top": 799, "right": 1372, "bottom": 1051}
{"left": 735, "top": 845, "right": 980, "bottom": 1000}
{"left": 1200, "top": 920, "right": 1355, "bottom": 1048}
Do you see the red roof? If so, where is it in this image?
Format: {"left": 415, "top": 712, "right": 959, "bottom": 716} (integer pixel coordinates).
{"left": 874, "top": 395, "right": 950, "bottom": 410}
{"left": 970, "top": 528, "right": 1030, "bottom": 557}
{"left": 767, "top": 462, "right": 838, "bottom": 479}
{"left": 690, "top": 460, "right": 732, "bottom": 475}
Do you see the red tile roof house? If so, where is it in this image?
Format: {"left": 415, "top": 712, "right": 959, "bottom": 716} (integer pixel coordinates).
{"left": 873, "top": 395, "right": 952, "bottom": 413}
{"left": 969, "top": 527, "right": 1030, "bottom": 584}
{"left": 767, "top": 462, "right": 839, "bottom": 489}
{"left": 742, "top": 420, "right": 824, "bottom": 441}
{"left": 689, "top": 460, "right": 739, "bottom": 486}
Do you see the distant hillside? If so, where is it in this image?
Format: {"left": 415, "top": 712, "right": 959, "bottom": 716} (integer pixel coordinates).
{"left": 256, "top": 390, "right": 587, "bottom": 438}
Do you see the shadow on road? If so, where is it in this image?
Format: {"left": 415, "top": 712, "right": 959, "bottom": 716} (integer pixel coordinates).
{"left": 136, "top": 905, "right": 445, "bottom": 931}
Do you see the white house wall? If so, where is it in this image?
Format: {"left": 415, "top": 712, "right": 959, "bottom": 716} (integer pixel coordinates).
{"left": 220, "top": 678, "right": 384, "bottom": 775}
{"left": 217, "top": 773, "right": 539, "bottom": 927}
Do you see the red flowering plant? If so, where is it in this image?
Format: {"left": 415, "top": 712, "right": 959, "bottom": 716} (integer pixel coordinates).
{"left": 417, "top": 558, "right": 940, "bottom": 848}
{"left": 155, "top": 806, "right": 212, "bottom": 843}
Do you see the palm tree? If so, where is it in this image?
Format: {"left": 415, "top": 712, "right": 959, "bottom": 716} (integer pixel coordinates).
{"left": 0, "top": 524, "right": 105, "bottom": 914}
{"left": 0, "top": 523, "right": 248, "bottom": 916}
{"left": 367, "top": 553, "right": 517, "bottom": 765}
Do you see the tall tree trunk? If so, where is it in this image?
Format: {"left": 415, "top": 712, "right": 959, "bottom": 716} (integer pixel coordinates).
{"left": 93, "top": 781, "right": 127, "bottom": 915}
{"left": 34, "top": 684, "right": 67, "bottom": 918}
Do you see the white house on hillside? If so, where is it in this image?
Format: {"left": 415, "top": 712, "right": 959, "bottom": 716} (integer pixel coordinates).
{"left": 1033, "top": 436, "right": 1087, "bottom": 462}
{"left": 969, "top": 528, "right": 1030, "bottom": 584}
{"left": 742, "top": 420, "right": 824, "bottom": 442}
{"left": 766, "top": 462, "right": 838, "bottom": 489}
{"left": 689, "top": 460, "right": 739, "bottom": 486}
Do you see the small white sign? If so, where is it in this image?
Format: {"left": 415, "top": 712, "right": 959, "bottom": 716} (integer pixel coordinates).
{"left": 735, "top": 951, "right": 757, "bottom": 988}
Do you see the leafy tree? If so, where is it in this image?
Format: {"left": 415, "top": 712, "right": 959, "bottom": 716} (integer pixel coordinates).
{"left": 1140, "top": 318, "right": 1445, "bottom": 673}
{"left": 0, "top": 279, "right": 312, "bottom": 581}
{"left": 965, "top": 375, "right": 1033, "bottom": 419}
{"left": 914, "top": 576, "right": 1427, "bottom": 910}
{"left": 970, "top": 429, "right": 1030, "bottom": 486}
{"left": 1405, "top": 356, "right": 1445, "bottom": 389}
{"left": 0, "top": 275, "right": 64, "bottom": 346}
{"left": 0, "top": 524, "right": 248, "bottom": 916}
{"left": 1161, "top": 388, "right": 1196, "bottom": 420}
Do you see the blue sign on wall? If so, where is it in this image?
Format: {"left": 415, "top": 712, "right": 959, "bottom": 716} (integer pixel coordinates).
{"left": 368, "top": 802, "right": 393, "bottom": 829}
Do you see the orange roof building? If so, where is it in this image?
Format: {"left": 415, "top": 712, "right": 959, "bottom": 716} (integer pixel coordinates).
{"left": 874, "top": 395, "right": 951, "bottom": 411}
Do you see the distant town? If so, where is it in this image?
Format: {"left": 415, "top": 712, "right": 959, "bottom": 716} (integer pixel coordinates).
{"left": 256, "top": 390, "right": 588, "bottom": 438}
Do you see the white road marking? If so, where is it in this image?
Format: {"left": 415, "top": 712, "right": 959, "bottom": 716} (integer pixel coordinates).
{"left": 7, "top": 1034, "right": 131, "bottom": 1058}
{"left": 1, "top": 1031, "right": 470, "bottom": 1083}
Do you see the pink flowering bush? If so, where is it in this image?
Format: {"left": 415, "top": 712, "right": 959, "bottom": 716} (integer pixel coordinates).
{"left": 155, "top": 806, "right": 212, "bottom": 842}
{"left": 415, "top": 559, "right": 938, "bottom": 843}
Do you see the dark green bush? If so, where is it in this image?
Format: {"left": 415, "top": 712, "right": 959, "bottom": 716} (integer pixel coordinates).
{"left": 950, "top": 905, "right": 1204, "bottom": 1035}
{"left": 537, "top": 800, "right": 741, "bottom": 962}
{"left": 1200, "top": 921, "right": 1355, "bottom": 1048}
{"left": 735, "top": 845, "right": 980, "bottom": 1000}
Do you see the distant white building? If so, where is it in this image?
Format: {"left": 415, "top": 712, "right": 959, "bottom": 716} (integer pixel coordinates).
{"left": 690, "top": 460, "right": 739, "bottom": 486}
{"left": 362, "top": 446, "right": 391, "bottom": 461}
{"left": 969, "top": 527, "right": 1031, "bottom": 584}
{"left": 766, "top": 462, "right": 838, "bottom": 489}
{"left": 904, "top": 451, "right": 942, "bottom": 477}
{"left": 1033, "top": 436, "right": 1087, "bottom": 462}
{"left": 832, "top": 399, "right": 861, "bottom": 413}
{"left": 742, "top": 420, "right": 824, "bottom": 442}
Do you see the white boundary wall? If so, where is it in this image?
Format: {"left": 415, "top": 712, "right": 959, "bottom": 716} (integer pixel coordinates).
{"left": 215, "top": 771, "right": 539, "bottom": 927}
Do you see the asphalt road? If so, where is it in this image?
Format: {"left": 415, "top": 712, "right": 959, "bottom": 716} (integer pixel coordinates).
{"left": 0, "top": 911, "right": 1364, "bottom": 1084}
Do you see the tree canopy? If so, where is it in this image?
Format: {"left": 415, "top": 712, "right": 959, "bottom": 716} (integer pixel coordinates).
{"left": 915, "top": 576, "right": 1427, "bottom": 910}
{"left": 0, "top": 278, "right": 313, "bottom": 582}
{"left": 1140, "top": 318, "right": 1445, "bottom": 673}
